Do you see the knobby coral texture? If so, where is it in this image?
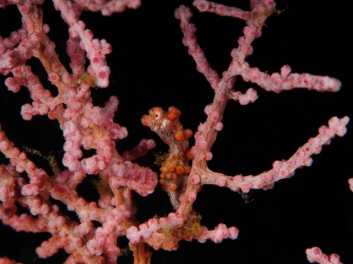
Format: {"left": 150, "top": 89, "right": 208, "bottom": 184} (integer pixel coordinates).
{"left": 0, "top": 0, "right": 352, "bottom": 263}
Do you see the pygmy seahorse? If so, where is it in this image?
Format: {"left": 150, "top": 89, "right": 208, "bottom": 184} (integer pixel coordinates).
{"left": 141, "top": 106, "right": 193, "bottom": 209}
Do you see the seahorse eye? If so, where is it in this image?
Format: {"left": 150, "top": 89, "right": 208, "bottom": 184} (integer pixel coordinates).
{"left": 149, "top": 107, "right": 164, "bottom": 120}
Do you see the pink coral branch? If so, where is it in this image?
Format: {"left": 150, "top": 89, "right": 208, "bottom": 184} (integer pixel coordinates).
{"left": 226, "top": 62, "right": 341, "bottom": 93}
{"left": 175, "top": 5, "right": 220, "bottom": 89}
{"left": 0, "top": 126, "right": 142, "bottom": 263}
{"left": 193, "top": 0, "right": 249, "bottom": 19}
{"left": 122, "top": 139, "right": 156, "bottom": 161}
{"left": 0, "top": 256, "right": 16, "bottom": 264}
{"left": 306, "top": 247, "right": 342, "bottom": 264}
{"left": 349, "top": 178, "right": 353, "bottom": 192}
{"left": 53, "top": 0, "right": 112, "bottom": 87}
{"left": 73, "top": 0, "right": 141, "bottom": 16}
{"left": 199, "top": 116, "right": 349, "bottom": 192}
{"left": 0, "top": 164, "right": 104, "bottom": 263}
